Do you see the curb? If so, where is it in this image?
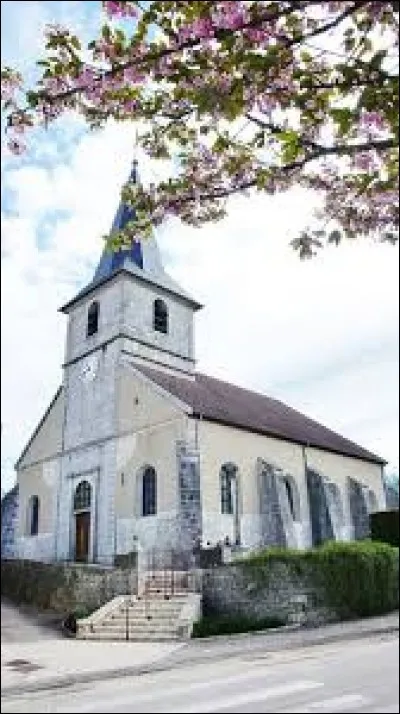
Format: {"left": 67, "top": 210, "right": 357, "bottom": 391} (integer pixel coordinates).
{"left": 1, "top": 619, "right": 398, "bottom": 698}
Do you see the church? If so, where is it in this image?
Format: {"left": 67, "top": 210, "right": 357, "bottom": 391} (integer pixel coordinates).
{"left": 7, "top": 160, "right": 387, "bottom": 566}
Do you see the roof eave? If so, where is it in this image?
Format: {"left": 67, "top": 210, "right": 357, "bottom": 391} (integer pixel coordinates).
{"left": 15, "top": 387, "right": 63, "bottom": 470}
{"left": 59, "top": 267, "right": 203, "bottom": 313}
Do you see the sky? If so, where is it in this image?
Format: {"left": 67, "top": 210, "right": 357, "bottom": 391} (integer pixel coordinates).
{"left": 1, "top": 1, "right": 399, "bottom": 495}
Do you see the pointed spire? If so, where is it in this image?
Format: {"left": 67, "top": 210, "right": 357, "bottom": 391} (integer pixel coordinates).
{"left": 93, "top": 156, "right": 144, "bottom": 281}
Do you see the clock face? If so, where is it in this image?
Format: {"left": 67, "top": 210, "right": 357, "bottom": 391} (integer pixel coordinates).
{"left": 81, "top": 353, "right": 99, "bottom": 382}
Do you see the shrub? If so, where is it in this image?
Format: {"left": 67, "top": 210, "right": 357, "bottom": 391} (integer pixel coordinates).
{"left": 370, "top": 510, "right": 399, "bottom": 547}
{"left": 307, "top": 540, "right": 399, "bottom": 618}
{"left": 192, "top": 614, "right": 286, "bottom": 638}
{"left": 238, "top": 540, "right": 399, "bottom": 620}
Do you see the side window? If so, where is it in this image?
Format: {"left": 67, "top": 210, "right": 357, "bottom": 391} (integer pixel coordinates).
{"left": 27, "top": 495, "right": 39, "bottom": 536}
{"left": 142, "top": 466, "right": 157, "bottom": 516}
{"left": 87, "top": 301, "right": 99, "bottom": 337}
{"left": 220, "top": 463, "right": 238, "bottom": 515}
{"left": 153, "top": 299, "right": 168, "bottom": 334}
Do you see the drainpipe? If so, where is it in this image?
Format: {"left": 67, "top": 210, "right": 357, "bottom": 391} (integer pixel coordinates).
{"left": 193, "top": 411, "right": 202, "bottom": 451}
{"left": 54, "top": 463, "right": 62, "bottom": 561}
{"left": 302, "top": 444, "right": 312, "bottom": 548}
{"left": 381, "top": 464, "right": 388, "bottom": 511}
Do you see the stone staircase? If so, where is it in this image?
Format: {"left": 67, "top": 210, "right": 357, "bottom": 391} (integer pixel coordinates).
{"left": 77, "top": 572, "right": 201, "bottom": 641}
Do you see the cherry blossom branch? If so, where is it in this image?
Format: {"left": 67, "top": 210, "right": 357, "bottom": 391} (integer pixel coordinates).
{"left": 163, "top": 137, "right": 398, "bottom": 208}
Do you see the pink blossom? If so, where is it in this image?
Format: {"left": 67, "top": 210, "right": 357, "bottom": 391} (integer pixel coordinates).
{"left": 72, "top": 66, "right": 97, "bottom": 90}
{"left": 326, "top": 2, "right": 348, "bottom": 12}
{"left": 103, "top": 2, "right": 138, "bottom": 19}
{"left": 178, "top": 18, "right": 214, "bottom": 42}
{"left": 212, "top": 2, "right": 249, "bottom": 30}
{"left": 7, "top": 113, "right": 27, "bottom": 134}
{"left": 123, "top": 65, "right": 146, "bottom": 84}
{"left": 353, "top": 151, "right": 377, "bottom": 172}
{"left": 359, "top": 111, "right": 386, "bottom": 131}
{"left": 365, "top": 2, "right": 390, "bottom": 21}
{"left": 1, "top": 70, "right": 22, "bottom": 102}
{"left": 245, "top": 27, "right": 274, "bottom": 45}
{"left": 7, "top": 137, "right": 26, "bottom": 155}
{"left": 256, "top": 93, "right": 278, "bottom": 113}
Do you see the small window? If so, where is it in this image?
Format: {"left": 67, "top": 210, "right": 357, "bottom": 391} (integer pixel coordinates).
{"left": 87, "top": 301, "right": 99, "bottom": 337}
{"left": 28, "top": 495, "right": 39, "bottom": 536}
{"left": 153, "top": 299, "right": 168, "bottom": 334}
{"left": 142, "top": 466, "right": 157, "bottom": 516}
{"left": 220, "top": 464, "right": 237, "bottom": 515}
{"left": 74, "top": 480, "right": 91, "bottom": 511}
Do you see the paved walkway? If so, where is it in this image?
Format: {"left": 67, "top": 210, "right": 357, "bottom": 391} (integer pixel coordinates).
{"left": 1, "top": 600, "right": 398, "bottom": 698}
{"left": 1, "top": 601, "right": 62, "bottom": 643}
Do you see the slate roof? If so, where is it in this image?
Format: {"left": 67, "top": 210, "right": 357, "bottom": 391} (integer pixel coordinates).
{"left": 137, "top": 365, "right": 386, "bottom": 465}
{"left": 59, "top": 263, "right": 203, "bottom": 313}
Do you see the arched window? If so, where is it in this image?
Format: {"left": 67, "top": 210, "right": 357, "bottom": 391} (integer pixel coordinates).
{"left": 87, "top": 301, "right": 99, "bottom": 337}
{"left": 142, "top": 466, "right": 157, "bottom": 516}
{"left": 73, "top": 480, "right": 91, "bottom": 511}
{"left": 27, "top": 495, "right": 39, "bottom": 536}
{"left": 220, "top": 463, "right": 238, "bottom": 515}
{"left": 153, "top": 299, "right": 168, "bottom": 334}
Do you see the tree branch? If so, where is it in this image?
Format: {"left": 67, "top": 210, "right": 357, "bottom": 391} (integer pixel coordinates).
{"left": 34, "top": 1, "right": 339, "bottom": 105}
{"left": 163, "top": 137, "right": 398, "bottom": 208}
{"left": 284, "top": 1, "right": 368, "bottom": 49}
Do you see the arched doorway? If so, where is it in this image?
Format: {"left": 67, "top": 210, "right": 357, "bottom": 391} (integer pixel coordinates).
{"left": 73, "top": 480, "right": 91, "bottom": 563}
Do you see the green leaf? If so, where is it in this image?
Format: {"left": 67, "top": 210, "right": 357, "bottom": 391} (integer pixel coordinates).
{"left": 328, "top": 230, "right": 342, "bottom": 245}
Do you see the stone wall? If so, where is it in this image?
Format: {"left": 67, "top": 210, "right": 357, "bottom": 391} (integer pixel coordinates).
{"left": 201, "top": 545, "right": 399, "bottom": 627}
{"left": 1, "top": 559, "right": 137, "bottom": 615}
{"left": 202, "top": 562, "right": 335, "bottom": 627}
{"left": 306, "top": 468, "right": 334, "bottom": 546}
{"left": 349, "top": 477, "right": 370, "bottom": 539}
{"left": 178, "top": 441, "right": 202, "bottom": 557}
{"left": 1, "top": 486, "right": 19, "bottom": 559}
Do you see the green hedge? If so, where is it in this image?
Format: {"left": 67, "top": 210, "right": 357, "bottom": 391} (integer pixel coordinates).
{"left": 370, "top": 510, "right": 399, "bottom": 547}
{"left": 192, "top": 614, "right": 286, "bottom": 638}
{"left": 238, "top": 540, "right": 399, "bottom": 620}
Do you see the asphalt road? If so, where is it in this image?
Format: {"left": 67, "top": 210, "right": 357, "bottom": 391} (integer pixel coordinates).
{"left": 2, "top": 633, "right": 398, "bottom": 713}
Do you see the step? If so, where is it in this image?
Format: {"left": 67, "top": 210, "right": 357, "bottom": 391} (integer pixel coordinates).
{"left": 127, "top": 597, "right": 187, "bottom": 606}
{"left": 79, "top": 630, "right": 180, "bottom": 641}
{"left": 80, "top": 621, "right": 180, "bottom": 633}
{"left": 96, "top": 627, "right": 179, "bottom": 638}
{"left": 100, "top": 617, "right": 179, "bottom": 628}
{"left": 108, "top": 612, "right": 180, "bottom": 623}
{"left": 140, "top": 590, "right": 190, "bottom": 597}
{"left": 110, "top": 604, "right": 182, "bottom": 617}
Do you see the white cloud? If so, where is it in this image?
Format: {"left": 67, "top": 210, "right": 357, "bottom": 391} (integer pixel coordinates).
{"left": 157, "top": 193, "right": 399, "bottom": 467}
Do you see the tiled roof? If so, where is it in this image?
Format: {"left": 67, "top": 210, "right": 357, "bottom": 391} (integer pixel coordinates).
{"left": 137, "top": 365, "right": 386, "bottom": 465}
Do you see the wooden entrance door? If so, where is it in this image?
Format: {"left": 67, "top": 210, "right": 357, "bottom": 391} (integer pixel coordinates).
{"left": 75, "top": 511, "right": 90, "bottom": 562}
